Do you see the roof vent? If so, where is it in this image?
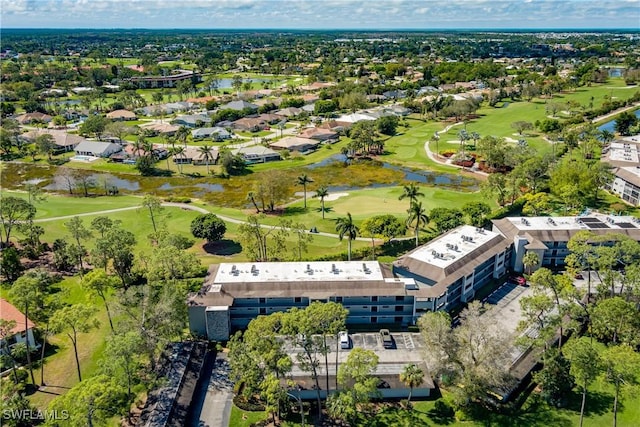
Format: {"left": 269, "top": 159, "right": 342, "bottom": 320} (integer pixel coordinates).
{"left": 363, "top": 263, "right": 371, "bottom": 274}
{"left": 331, "top": 263, "right": 338, "bottom": 274}
{"left": 476, "top": 227, "right": 485, "bottom": 233}
{"left": 521, "top": 218, "right": 530, "bottom": 226}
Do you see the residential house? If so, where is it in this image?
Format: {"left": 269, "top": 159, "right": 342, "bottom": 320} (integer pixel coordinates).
{"left": 298, "top": 127, "right": 339, "bottom": 141}
{"left": 171, "top": 114, "right": 212, "bottom": 128}
{"left": 220, "top": 100, "right": 258, "bottom": 112}
{"left": 74, "top": 141, "right": 122, "bottom": 157}
{"left": 269, "top": 136, "right": 321, "bottom": 153}
{"left": 232, "top": 146, "right": 281, "bottom": 163}
{"left": 22, "top": 129, "right": 85, "bottom": 153}
{"left": 275, "top": 107, "right": 303, "bottom": 117}
{"left": 106, "top": 109, "right": 136, "bottom": 121}
{"left": 382, "top": 89, "right": 407, "bottom": 100}
{"left": 0, "top": 298, "right": 37, "bottom": 351}
{"left": 139, "top": 122, "right": 180, "bottom": 136}
{"left": 231, "top": 117, "right": 269, "bottom": 132}
{"left": 172, "top": 146, "right": 219, "bottom": 165}
{"left": 334, "top": 113, "right": 377, "bottom": 124}
{"left": 111, "top": 143, "right": 168, "bottom": 163}
{"left": 191, "top": 127, "right": 232, "bottom": 141}
{"left": 15, "top": 112, "right": 52, "bottom": 125}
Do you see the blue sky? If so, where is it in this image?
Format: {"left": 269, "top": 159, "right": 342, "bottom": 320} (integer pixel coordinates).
{"left": 1, "top": 0, "right": 639, "bottom": 29}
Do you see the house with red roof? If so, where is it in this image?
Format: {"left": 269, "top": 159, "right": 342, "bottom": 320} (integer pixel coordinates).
{"left": 0, "top": 298, "right": 36, "bottom": 351}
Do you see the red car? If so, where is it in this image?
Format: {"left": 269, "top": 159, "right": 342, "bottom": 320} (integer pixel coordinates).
{"left": 510, "top": 275, "right": 527, "bottom": 286}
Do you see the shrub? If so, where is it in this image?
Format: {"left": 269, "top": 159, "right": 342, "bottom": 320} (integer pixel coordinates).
{"left": 165, "top": 196, "right": 191, "bottom": 203}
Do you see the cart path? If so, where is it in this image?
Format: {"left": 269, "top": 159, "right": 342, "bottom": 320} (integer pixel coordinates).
{"left": 34, "top": 202, "right": 378, "bottom": 242}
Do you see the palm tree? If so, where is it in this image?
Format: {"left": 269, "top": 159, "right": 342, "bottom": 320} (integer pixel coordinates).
{"left": 599, "top": 129, "right": 614, "bottom": 146}
{"left": 171, "top": 146, "right": 185, "bottom": 174}
{"left": 315, "top": 186, "right": 329, "bottom": 219}
{"left": 132, "top": 136, "right": 145, "bottom": 158}
{"left": 522, "top": 251, "right": 540, "bottom": 275}
{"left": 406, "top": 201, "right": 428, "bottom": 247}
{"left": 398, "top": 183, "right": 425, "bottom": 210}
{"left": 198, "top": 145, "right": 215, "bottom": 175}
{"left": 400, "top": 363, "right": 424, "bottom": 406}
{"left": 335, "top": 213, "right": 359, "bottom": 261}
{"left": 296, "top": 173, "right": 314, "bottom": 209}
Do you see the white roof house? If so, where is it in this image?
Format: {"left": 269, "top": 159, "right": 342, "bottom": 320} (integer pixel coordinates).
{"left": 74, "top": 141, "right": 122, "bottom": 157}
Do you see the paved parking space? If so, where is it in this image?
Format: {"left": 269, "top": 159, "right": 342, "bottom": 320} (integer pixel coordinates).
{"left": 283, "top": 332, "right": 425, "bottom": 368}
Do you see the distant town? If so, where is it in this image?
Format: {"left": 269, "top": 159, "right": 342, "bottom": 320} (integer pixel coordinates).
{"left": 1, "top": 27, "right": 640, "bottom": 427}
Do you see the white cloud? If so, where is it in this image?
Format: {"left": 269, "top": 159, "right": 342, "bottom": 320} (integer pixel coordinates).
{"left": 0, "top": 0, "right": 638, "bottom": 28}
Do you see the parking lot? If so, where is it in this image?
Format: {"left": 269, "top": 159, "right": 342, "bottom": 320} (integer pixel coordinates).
{"left": 283, "top": 332, "right": 425, "bottom": 366}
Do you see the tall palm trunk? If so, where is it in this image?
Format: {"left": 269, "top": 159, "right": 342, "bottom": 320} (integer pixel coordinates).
{"left": 39, "top": 322, "right": 49, "bottom": 385}
{"left": 24, "top": 306, "right": 36, "bottom": 386}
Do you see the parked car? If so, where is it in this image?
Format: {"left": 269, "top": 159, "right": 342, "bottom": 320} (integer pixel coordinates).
{"left": 339, "top": 331, "right": 350, "bottom": 349}
{"left": 509, "top": 275, "right": 527, "bottom": 286}
{"left": 380, "top": 329, "right": 393, "bottom": 349}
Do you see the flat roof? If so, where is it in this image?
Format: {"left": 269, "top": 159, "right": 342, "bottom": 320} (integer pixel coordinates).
{"left": 212, "top": 261, "right": 384, "bottom": 285}
{"left": 408, "top": 225, "right": 501, "bottom": 269}
{"left": 504, "top": 215, "right": 640, "bottom": 232}
{"left": 608, "top": 141, "right": 640, "bottom": 163}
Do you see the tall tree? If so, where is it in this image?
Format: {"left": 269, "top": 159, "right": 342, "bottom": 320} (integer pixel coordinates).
{"left": 522, "top": 251, "right": 540, "bottom": 275}
{"left": 564, "top": 338, "right": 602, "bottom": 427}
{"left": 328, "top": 348, "right": 379, "bottom": 424}
{"left": 406, "top": 201, "right": 429, "bottom": 248}
{"left": 296, "top": 173, "right": 314, "bottom": 209}
{"left": 418, "top": 302, "right": 514, "bottom": 406}
{"left": 197, "top": 144, "right": 215, "bottom": 175}
{"left": 335, "top": 213, "right": 359, "bottom": 261}
{"left": 9, "top": 272, "right": 47, "bottom": 386}
{"left": 601, "top": 345, "right": 640, "bottom": 427}
{"left": 48, "top": 374, "right": 127, "bottom": 427}
{"left": 461, "top": 201, "right": 491, "bottom": 228}
{"left": 315, "top": 186, "right": 329, "bottom": 219}
{"left": 50, "top": 304, "right": 99, "bottom": 382}
{"left": 101, "top": 332, "right": 143, "bottom": 396}
{"left": 400, "top": 363, "right": 425, "bottom": 406}
{"left": 81, "top": 270, "right": 117, "bottom": 331}
{"left": 0, "top": 196, "right": 36, "bottom": 245}
{"left": 398, "top": 183, "right": 424, "bottom": 210}
{"left": 141, "top": 195, "right": 163, "bottom": 237}
{"left": 64, "top": 216, "right": 92, "bottom": 277}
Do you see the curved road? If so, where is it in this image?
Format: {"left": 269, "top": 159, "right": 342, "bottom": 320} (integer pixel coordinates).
{"left": 35, "top": 202, "right": 378, "bottom": 242}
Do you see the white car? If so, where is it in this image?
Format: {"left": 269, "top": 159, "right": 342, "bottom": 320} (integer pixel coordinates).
{"left": 339, "top": 331, "right": 350, "bottom": 349}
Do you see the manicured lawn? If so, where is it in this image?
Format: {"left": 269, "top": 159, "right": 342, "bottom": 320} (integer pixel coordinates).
{"left": 229, "top": 405, "right": 268, "bottom": 427}
{"left": 6, "top": 191, "right": 143, "bottom": 219}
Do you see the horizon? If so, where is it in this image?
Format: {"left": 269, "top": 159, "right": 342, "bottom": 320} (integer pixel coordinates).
{"left": 1, "top": 0, "right": 638, "bottom": 30}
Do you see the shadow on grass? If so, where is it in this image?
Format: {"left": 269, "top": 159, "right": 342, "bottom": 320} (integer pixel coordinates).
{"left": 203, "top": 239, "right": 242, "bottom": 256}
{"left": 563, "top": 390, "right": 614, "bottom": 417}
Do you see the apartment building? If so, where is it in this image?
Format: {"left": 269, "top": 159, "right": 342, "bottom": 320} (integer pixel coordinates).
{"left": 393, "top": 225, "right": 511, "bottom": 314}
{"left": 492, "top": 214, "right": 640, "bottom": 272}
{"left": 188, "top": 217, "right": 640, "bottom": 340}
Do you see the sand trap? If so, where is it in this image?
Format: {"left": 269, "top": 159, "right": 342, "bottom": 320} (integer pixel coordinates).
{"left": 324, "top": 192, "right": 349, "bottom": 201}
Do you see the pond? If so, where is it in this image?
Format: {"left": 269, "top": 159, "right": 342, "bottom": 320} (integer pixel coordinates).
{"left": 598, "top": 109, "right": 640, "bottom": 133}
{"left": 44, "top": 172, "right": 141, "bottom": 191}
{"left": 307, "top": 154, "right": 479, "bottom": 190}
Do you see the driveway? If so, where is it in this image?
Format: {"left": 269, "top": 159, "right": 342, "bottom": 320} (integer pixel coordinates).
{"left": 190, "top": 355, "right": 234, "bottom": 427}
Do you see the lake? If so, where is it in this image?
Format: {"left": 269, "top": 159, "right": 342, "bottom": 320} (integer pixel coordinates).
{"left": 598, "top": 109, "right": 640, "bottom": 133}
